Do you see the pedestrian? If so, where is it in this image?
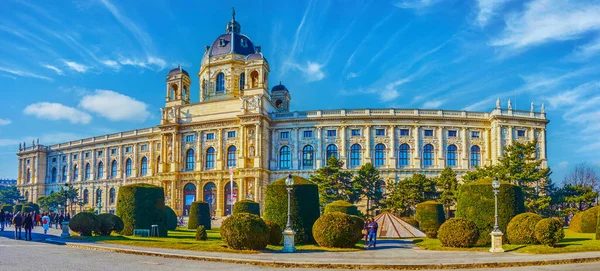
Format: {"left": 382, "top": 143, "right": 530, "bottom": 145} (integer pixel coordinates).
{"left": 42, "top": 212, "right": 50, "bottom": 235}
{"left": 58, "top": 213, "right": 64, "bottom": 229}
{"left": 54, "top": 213, "right": 59, "bottom": 229}
{"left": 36, "top": 212, "right": 41, "bottom": 226}
{"left": 362, "top": 219, "right": 369, "bottom": 246}
{"left": 23, "top": 213, "right": 33, "bottom": 241}
{"left": 0, "top": 210, "right": 5, "bottom": 231}
{"left": 6, "top": 212, "right": 12, "bottom": 227}
{"left": 12, "top": 211, "right": 23, "bottom": 240}
{"left": 367, "top": 218, "right": 378, "bottom": 248}
{"left": 65, "top": 213, "right": 70, "bottom": 222}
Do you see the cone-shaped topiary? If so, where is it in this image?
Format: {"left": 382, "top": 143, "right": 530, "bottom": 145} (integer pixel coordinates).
{"left": 535, "top": 218, "right": 564, "bottom": 247}
{"left": 265, "top": 220, "right": 283, "bottom": 245}
{"left": 116, "top": 184, "right": 168, "bottom": 237}
{"left": 570, "top": 206, "right": 598, "bottom": 233}
{"left": 324, "top": 200, "right": 360, "bottom": 216}
{"left": 264, "top": 175, "right": 320, "bottom": 244}
{"left": 415, "top": 201, "right": 445, "bottom": 238}
{"left": 570, "top": 212, "right": 583, "bottom": 232}
{"left": 507, "top": 212, "right": 542, "bottom": 244}
{"left": 438, "top": 218, "right": 479, "bottom": 248}
{"left": 220, "top": 213, "right": 269, "bottom": 250}
{"left": 188, "top": 201, "right": 211, "bottom": 230}
{"left": 196, "top": 225, "right": 207, "bottom": 241}
{"left": 456, "top": 178, "right": 525, "bottom": 245}
{"left": 165, "top": 206, "right": 177, "bottom": 231}
{"left": 69, "top": 212, "right": 100, "bottom": 236}
{"left": 233, "top": 200, "right": 260, "bottom": 216}
{"left": 95, "top": 213, "right": 124, "bottom": 236}
{"left": 312, "top": 212, "right": 363, "bottom": 248}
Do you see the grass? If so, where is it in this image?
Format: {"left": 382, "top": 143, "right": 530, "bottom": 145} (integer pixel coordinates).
{"left": 70, "top": 228, "right": 362, "bottom": 253}
{"left": 413, "top": 229, "right": 600, "bottom": 254}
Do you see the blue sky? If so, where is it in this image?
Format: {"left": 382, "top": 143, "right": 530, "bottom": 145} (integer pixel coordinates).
{"left": 1, "top": 0, "right": 600, "bottom": 183}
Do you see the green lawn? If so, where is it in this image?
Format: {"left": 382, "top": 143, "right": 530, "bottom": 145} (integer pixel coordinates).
{"left": 70, "top": 228, "right": 362, "bottom": 253}
{"left": 413, "top": 229, "right": 600, "bottom": 254}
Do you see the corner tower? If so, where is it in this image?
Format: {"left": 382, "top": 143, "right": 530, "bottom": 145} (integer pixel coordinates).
{"left": 166, "top": 66, "right": 191, "bottom": 106}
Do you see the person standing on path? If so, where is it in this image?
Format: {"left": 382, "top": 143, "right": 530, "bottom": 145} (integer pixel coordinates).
{"left": 58, "top": 213, "right": 64, "bottom": 229}
{"left": 12, "top": 212, "right": 23, "bottom": 240}
{"left": 42, "top": 213, "right": 50, "bottom": 235}
{"left": 363, "top": 219, "right": 369, "bottom": 246}
{"left": 35, "top": 213, "right": 41, "bottom": 226}
{"left": 367, "top": 218, "right": 378, "bottom": 248}
{"left": 23, "top": 213, "right": 33, "bottom": 241}
{"left": 0, "top": 210, "right": 5, "bottom": 231}
{"left": 54, "top": 213, "right": 59, "bottom": 229}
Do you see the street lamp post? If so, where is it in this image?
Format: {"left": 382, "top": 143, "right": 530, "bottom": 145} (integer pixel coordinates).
{"left": 282, "top": 174, "right": 296, "bottom": 253}
{"left": 490, "top": 177, "right": 504, "bottom": 253}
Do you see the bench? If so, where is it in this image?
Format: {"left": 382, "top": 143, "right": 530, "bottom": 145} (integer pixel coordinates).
{"left": 133, "top": 229, "right": 150, "bottom": 237}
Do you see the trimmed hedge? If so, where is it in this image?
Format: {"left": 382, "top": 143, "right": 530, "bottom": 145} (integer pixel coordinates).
{"left": 233, "top": 200, "right": 260, "bottom": 216}
{"left": 401, "top": 217, "right": 419, "bottom": 228}
{"left": 196, "top": 226, "right": 207, "bottom": 241}
{"left": 14, "top": 204, "right": 23, "bottom": 213}
{"left": 312, "top": 212, "right": 363, "bottom": 248}
{"left": 507, "top": 212, "right": 542, "bottom": 244}
{"left": 570, "top": 212, "right": 583, "bottom": 232}
{"left": 570, "top": 207, "right": 598, "bottom": 233}
{"left": 165, "top": 206, "right": 177, "bottom": 231}
{"left": 22, "top": 206, "right": 34, "bottom": 213}
{"left": 535, "top": 218, "right": 564, "bottom": 247}
{"left": 456, "top": 178, "right": 525, "bottom": 245}
{"left": 265, "top": 220, "right": 283, "bottom": 245}
{"left": 95, "top": 213, "right": 124, "bottom": 236}
{"left": 69, "top": 212, "right": 100, "bottom": 236}
{"left": 438, "top": 218, "right": 479, "bottom": 248}
{"left": 324, "top": 200, "right": 360, "bottom": 216}
{"left": 1, "top": 204, "right": 13, "bottom": 212}
{"left": 264, "top": 175, "right": 320, "bottom": 244}
{"left": 116, "top": 184, "right": 167, "bottom": 237}
{"left": 220, "top": 213, "right": 269, "bottom": 250}
{"left": 415, "top": 201, "right": 445, "bottom": 238}
{"left": 188, "top": 201, "right": 211, "bottom": 230}
{"left": 23, "top": 202, "right": 39, "bottom": 214}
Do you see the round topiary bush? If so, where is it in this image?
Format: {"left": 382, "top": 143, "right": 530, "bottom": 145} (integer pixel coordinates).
{"left": 233, "top": 200, "right": 260, "bottom": 216}
{"left": 188, "top": 201, "right": 211, "bottom": 230}
{"left": 570, "top": 206, "right": 598, "bottom": 233}
{"left": 507, "top": 212, "right": 542, "bottom": 244}
{"left": 1, "top": 204, "right": 13, "bottom": 212}
{"left": 569, "top": 212, "right": 583, "bottom": 232}
{"left": 116, "top": 184, "right": 168, "bottom": 237}
{"left": 265, "top": 220, "right": 283, "bottom": 245}
{"left": 196, "top": 225, "right": 207, "bottom": 241}
{"left": 264, "top": 175, "right": 320, "bottom": 244}
{"left": 165, "top": 206, "right": 177, "bottom": 231}
{"left": 438, "top": 218, "right": 479, "bottom": 248}
{"left": 324, "top": 200, "right": 360, "bottom": 216}
{"left": 69, "top": 212, "right": 100, "bottom": 236}
{"left": 220, "top": 213, "right": 269, "bottom": 250}
{"left": 312, "top": 212, "right": 363, "bottom": 248}
{"left": 456, "top": 178, "right": 525, "bottom": 245}
{"left": 95, "top": 213, "right": 124, "bottom": 236}
{"left": 535, "top": 218, "right": 565, "bottom": 247}
{"left": 415, "top": 201, "right": 445, "bottom": 238}
{"left": 401, "top": 217, "right": 419, "bottom": 228}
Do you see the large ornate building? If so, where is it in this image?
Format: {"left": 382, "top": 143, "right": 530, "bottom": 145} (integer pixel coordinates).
{"left": 16, "top": 11, "right": 549, "bottom": 216}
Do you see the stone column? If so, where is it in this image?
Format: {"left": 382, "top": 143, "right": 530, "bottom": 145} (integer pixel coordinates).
{"left": 196, "top": 133, "right": 202, "bottom": 170}
{"left": 239, "top": 126, "right": 246, "bottom": 168}
{"left": 316, "top": 127, "right": 323, "bottom": 168}
{"left": 389, "top": 125, "right": 396, "bottom": 168}
{"left": 292, "top": 128, "right": 299, "bottom": 170}
{"left": 485, "top": 129, "right": 491, "bottom": 166}
{"left": 365, "top": 126, "right": 371, "bottom": 164}
{"left": 217, "top": 129, "right": 223, "bottom": 170}
{"left": 216, "top": 179, "right": 224, "bottom": 217}
{"left": 508, "top": 126, "right": 514, "bottom": 146}
{"left": 255, "top": 123, "right": 261, "bottom": 168}
{"left": 340, "top": 126, "right": 347, "bottom": 168}
{"left": 462, "top": 127, "right": 468, "bottom": 168}
{"left": 238, "top": 178, "right": 245, "bottom": 201}
{"left": 437, "top": 127, "right": 444, "bottom": 168}
{"left": 413, "top": 126, "right": 420, "bottom": 168}
{"left": 497, "top": 126, "right": 503, "bottom": 161}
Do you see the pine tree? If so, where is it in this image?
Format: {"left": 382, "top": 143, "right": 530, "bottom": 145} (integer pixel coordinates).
{"left": 353, "top": 163, "right": 384, "bottom": 216}
{"left": 309, "top": 156, "right": 355, "bottom": 210}
{"left": 436, "top": 167, "right": 459, "bottom": 218}
{"left": 382, "top": 173, "right": 436, "bottom": 217}
{"left": 0, "top": 185, "right": 24, "bottom": 204}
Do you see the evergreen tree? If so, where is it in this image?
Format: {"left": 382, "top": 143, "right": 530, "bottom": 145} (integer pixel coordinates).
{"left": 435, "top": 167, "right": 459, "bottom": 218}
{"left": 382, "top": 173, "right": 435, "bottom": 217}
{"left": 353, "top": 163, "right": 384, "bottom": 216}
{"left": 309, "top": 156, "right": 355, "bottom": 210}
{"left": 0, "top": 185, "right": 24, "bottom": 204}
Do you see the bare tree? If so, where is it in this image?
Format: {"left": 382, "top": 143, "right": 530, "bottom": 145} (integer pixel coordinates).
{"left": 563, "top": 163, "right": 600, "bottom": 191}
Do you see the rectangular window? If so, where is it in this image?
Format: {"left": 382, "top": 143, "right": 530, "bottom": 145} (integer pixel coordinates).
{"left": 303, "top": 130, "right": 313, "bottom": 138}
{"left": 125, "top": 146, "right": 131, "bottom": 153}
{"left": 206, "top": 133, "right": 215, "bottom": 140}
{"left": 98, "top": 151, "right": 103, "bottom": 157}
{"left": 424, "top": 130, "right": 434, "bottom": 137}
{"left": 227, "top": 131, "right": 236, "bottom": 138}
{"left": 517, "top": 130, "right": 526, "bottom": 137}
{"left": 375, "top": 129, "right": 385, "bottom": 136}
{"left": 111, "top": 148, "right": 117, "bottom": 155}
{"left": 472, "top": 131, "right": 480, "bottom": 138}
{"left": 448, "top": 130, "right": 457, "bottom": 137}
{"left": 52, "top": 158, "right": 57, "bottom": 163}
{"left": 85, "top": 152, "right": 90, "bottom": 158}
{"left": 327, "top": 130, "right": 337, "bottom": 137}
{"left": 280, "top": 131, "right": 289, "bottom": 139}
{"left": 400, "top": 129, "right": 410, "bottom": 136}
{"left": 351, "top": 129, "right": 361, "bottom": 136}
{"left": 73, "top": 154, "right": 78, "bottom": 160}
{"left": 27, "top": 159, "right": 30, "bottom": 164}
{"left": 62, "top": 156, "right": 66, "bottom": 162}
{"left": 140, "top": 144, "right": 148, "bottom": 151}
{"left": 185, "top": 135, "right": 195, "bottom": 142}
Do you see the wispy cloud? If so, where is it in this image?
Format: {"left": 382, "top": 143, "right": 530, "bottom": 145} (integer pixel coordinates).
{"left": 423, "top": 100, "right": 445, "bottom": 109}
{"left": 394, "top": 0, "right": 441, "bottom": 10}
{"left": 0, "top": 66, "right": 53, "bottom": 81}
{"left": 42, "top": 64, "right": 64, "bottom": 75}
{"left": 23, "top": 102, "right": 92, "bottom": 124}
{"left": 118, "top": 56, "right": 167, "bottom": 71}
{"left": 475, "top": 0, "right": 511, "bottom": 27}
{"left": 99, "top": 0, "right": 154, "bottom": 54}
{"left": 63, "top": 60, "right": 89, "bottom": 73}
{"left": 569, "top": 35, "right": 600, "bottom": 61}
{"left": 79, "top": 90, "right": 149, "bottom": 122}
{"left": 289, "top": 61, "right": 325, "bottom": 82}
{"left": 0, "top": 118, "right": 11, "bottom": 126}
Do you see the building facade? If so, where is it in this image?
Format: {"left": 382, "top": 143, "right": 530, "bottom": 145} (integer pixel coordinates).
{"left": 16, "top": 11, "right": 549, "bottom": 216}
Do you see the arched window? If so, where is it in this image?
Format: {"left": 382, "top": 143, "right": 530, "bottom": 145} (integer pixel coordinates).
{"left": 169, "top": 84, "right": 178, "bottom": 101}
{"left": 279, "top": 146, "right": 290, "bottom": 169}
{"left": 140, "top": 157, "right": 148, "bottom": 176}
{"left": 83, "top": 189, "right": 89, "bottom": 204}
{"left": 227, "top": 146, "right": 237, "bottom": 167}
{"left": 326, "top": 144, "right": 338, "bottom": 159}
{"left": 26, "top": 169, "right": 31, "bottom": 183}
{"left": 239, "top": 72, "right": 245, "bottom": 90}
{"left": 250, "top": 70, "right": 259, "bottom": 88}
{"left": 374, "top": 144, "right": 386, "bottom": 167}
{"left": 109, "top": 188, "right": 116, "bottom": 205}
{"left": 110, "top": 160, "right": 117, "bottom": 178}
{"left": 216, "top": 73, "right": 225, "bottom": 93}
{"left": 423, "top": 144, "right": 434, "bottom": 167}
{"left": 97, "top": 162, "right": 104, "bottom": 179}
{"left": 350, "top": 144, "right": 362, "bottom": 168}
{"left": 447, "top": 145, "right": 457, "bottom": 167}
{"left": 51, "top": 167, "right": 57, "bottom": 183}
{"left": 61, "top": 166, "right": 67, "bottom": 182}
{"left": 84, "top": 163, "right": 91, "bottom": 180}
{"left": 125, "top": 159, "right": 132, "bottom": 177}
{"left": 398, "top": 144, "right": 410, "bottom": 167}
{"left": 73, "top": 165, "right": 78, "bottom": 181}
{"left": 302, "top": 145, "right": 314, "bottom": 169}
{"left": 186, "top": 149, "right": 195, "bottom": 171}
{"left": 470, "top": 145, "right": 481, "bottom": 167}
{"left": 96, "top": 189, "right": 102, "bottom": 204}
{"left": 205, "top": 147, "right": 215, "bottom": 169}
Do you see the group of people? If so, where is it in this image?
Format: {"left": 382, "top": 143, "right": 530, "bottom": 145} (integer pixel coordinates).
{"left": 0, "top": 210, "right": 70, "bottom": 241}
{"left": 363, "top": 218, "right": 379, "bottom": 249}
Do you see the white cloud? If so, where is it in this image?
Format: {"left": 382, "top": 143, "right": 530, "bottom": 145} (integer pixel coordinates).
{"left": 118, "top": 56, "right": 167, "bottom": 71}
{"left": 23, "top": 102, "right": 92, "bottom": 124}
{"left": 0, "top": 118, "right": 11, "bottom": 126}
{"left": 101, "top": 59, "right": 120, "bottom": 69}
{"left": 291, "top": 61, "right": 325, "bottom": 82}
{"left": 476, "top": 0, "right": 511, "bottom": 27}
{"left": 347, "top": 72, "right": 359, "bottom": 79}
{"left": 570, "top": 35, "right": 600, "bottom": 60}
{"left": 63, "top": 60, "right": 89, "bottom": 73}
{"left": 491, "top": 0, "right": 600, "bottom": 51}
{"left": 423, "top": 100, "right": 445, "bottom": 109}
{"left": 42, "top": 64, "right": 64, "bottom": 75}
{"left": 79, "top": 90, "right": 149, "bottom": 122}
{"left": 0, "top": 66, "right": 52, "bottom": 81}
{"left": 394, "top": 0, "right": 441, "bottom": 10}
